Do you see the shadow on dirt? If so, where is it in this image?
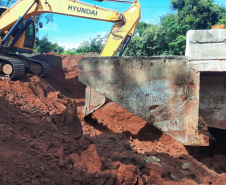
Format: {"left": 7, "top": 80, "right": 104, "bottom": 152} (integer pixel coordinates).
{"left": 29, "top": 54, "right": 86, "bottom": 106}
{"left": 186, "top": 127, "right": 226, "bottom": 174}
{"left": 84, "top": 110, "right": 226, "bottom": 178}
{"left": 84, "top": 114, "right": 163, "bottom": 142}
{"left": 84, "top": 114, "right": 116, "bottom": 135}
{"left": 125, "top": 123, "right": 163, "bottom": 141}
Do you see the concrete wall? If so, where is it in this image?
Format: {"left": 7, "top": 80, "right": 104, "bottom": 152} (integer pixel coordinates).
{"left": 187, "top": 30, "right": 226, "bottom": 130}
{"left": 79, "top": 56, "right": 209, "bottom": 146}
{"left": 186, "top": 29, "right": 226, "bottom": 60}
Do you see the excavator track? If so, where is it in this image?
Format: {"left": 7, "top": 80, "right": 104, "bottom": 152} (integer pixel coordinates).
{"left": 0, "top": 45, "right": 50, "bottom": 80}
{"left": 0, "top": 53, "right": 50, "bottom": 80}
{"left": 0, "top": 55, "right": 25, "bottom": 80}
{"left": 10, "top": 54, "right": 50, "bottom": 77}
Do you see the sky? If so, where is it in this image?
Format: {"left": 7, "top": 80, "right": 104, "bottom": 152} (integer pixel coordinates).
{"left": 37, "top": 0, "right": 226, "bottom": 50}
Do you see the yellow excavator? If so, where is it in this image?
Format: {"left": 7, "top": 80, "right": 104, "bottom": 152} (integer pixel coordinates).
{"left": 1, "top": 0, "right": 224, "bottom": 147}
{"left": 0, "top": 0, "right": 141, "bottom": 79}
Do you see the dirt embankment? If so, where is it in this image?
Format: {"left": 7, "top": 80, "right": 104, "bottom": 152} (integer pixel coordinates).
{"left": 0, "top": 53, "right": 226, "bottom": 184}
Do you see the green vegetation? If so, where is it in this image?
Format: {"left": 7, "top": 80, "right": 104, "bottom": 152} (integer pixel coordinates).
{"left": 34, "top": 35, "right": 65, "bottom": 54}
{"left": 40, "top": 167, "right": 44, "bottom": 170}
{"left": 76, "top": 35, "right": 104, "bottom": 54}
{"left": 34, "top": 34, "right": 105, "bottom": 55}
{"left": 125, "top": 0, "right": 226, "bottom": 56}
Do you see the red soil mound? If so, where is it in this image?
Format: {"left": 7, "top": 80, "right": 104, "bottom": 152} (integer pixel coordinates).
{"left": 0, "top": 53, "right": 225, "bottom": 184}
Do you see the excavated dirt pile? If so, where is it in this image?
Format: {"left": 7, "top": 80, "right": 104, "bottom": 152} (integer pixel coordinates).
{"left": 0, "top": 53, "right": 226, "bottom": 184}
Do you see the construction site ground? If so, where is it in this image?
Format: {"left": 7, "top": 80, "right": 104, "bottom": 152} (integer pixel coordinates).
{"left": 0, "top": 52, "right": 226, "bottom": 185}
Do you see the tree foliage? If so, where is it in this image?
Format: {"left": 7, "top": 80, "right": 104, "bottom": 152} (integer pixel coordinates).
{"left": 34, "top": 35, "right": 64, "bottom": 54}
{"left": 76, "top": 35, "right": 104, "bottom": 54}
{"left": 171, "top": 0, "right": 226, "bottom": 30}
{"left": 62, "top": 48, "right": 77, "bottom": 55}
{"left": 34, "top": 34, "right": 104, "bottom": 55}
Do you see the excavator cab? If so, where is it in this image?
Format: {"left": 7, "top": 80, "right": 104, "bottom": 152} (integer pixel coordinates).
{"left": 11, "top": 18, "right": 36, "bottom": 53}
{"left": 0, "top": 7, "right": 35, "bottom": 53}
{"left": 23, "top": 18, "right": 35, "bottom": 49}
{"left": 0, "top": 7, "right": 7, "bottom": 16}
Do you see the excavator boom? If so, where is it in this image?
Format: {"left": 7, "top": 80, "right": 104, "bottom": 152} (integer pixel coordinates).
{"left": 0, "top": 0, "right": 123, "bottom": 32}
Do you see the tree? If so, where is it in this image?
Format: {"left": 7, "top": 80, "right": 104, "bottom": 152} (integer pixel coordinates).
{"left": 160, "top": 13, "right": 187, "bottom": 55}
{"left": 34, "top": 35, "right": 64, "bottom": 53}
{"left": 125, "top": 24, "right": 168, "bottom": 56}
{"left": 76, "top": 35, "right": 104, "bottom": 54}
{"left": 63, "top": 49, "right": 83, "bottom": 55}
{"left": 169, "top": 0, "right": 226, "bottom": 54}
{"left": 171, "top": 0, "right": 226, "bottom": 30}
{"left": 136, "top": 21, "right": 150, "bottom": 36}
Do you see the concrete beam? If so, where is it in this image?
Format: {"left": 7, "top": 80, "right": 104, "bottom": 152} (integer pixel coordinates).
{"left": 79, "top": 56, "right": 209, "bottom": 146}
{"left": 186, "top": 29, "right": 226, "bottom": 60}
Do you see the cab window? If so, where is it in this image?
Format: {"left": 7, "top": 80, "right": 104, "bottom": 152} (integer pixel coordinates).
{"left": 23, "top": 19, "right": 35, "bottom": 49}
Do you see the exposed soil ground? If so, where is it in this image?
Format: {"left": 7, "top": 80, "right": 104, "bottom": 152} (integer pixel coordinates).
{"left": 0, "top": 53, "right": 226, "bottom": 184}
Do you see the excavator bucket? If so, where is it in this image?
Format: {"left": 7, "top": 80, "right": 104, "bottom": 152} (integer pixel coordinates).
{"left": 79, "top": 29, "right": 226, "bottom": 146}
{"left": 82, "top": 87, "right": 106, "bottom": 116}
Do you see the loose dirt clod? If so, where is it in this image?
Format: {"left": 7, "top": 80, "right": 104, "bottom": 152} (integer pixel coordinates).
{"left": 0, "top": 53, "right": 225, "bottom": 184}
